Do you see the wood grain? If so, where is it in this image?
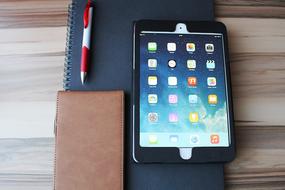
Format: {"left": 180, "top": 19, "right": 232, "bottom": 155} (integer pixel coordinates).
{"left": 225, "top": 126, "right": 285, "bottom": 189}
{"left": 215, "top": 0, "right": 285, "bottom": 18}
{"left": 0, "top": 138, "right": 54, "bottom": 190}
{"left": 0, "top": 0, "right": 69, "bottom": 28}
{"left": 0, "top": 0, "right": 285, "bottom": 189}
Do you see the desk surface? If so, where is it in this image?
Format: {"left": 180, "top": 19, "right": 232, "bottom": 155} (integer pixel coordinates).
{"left": 0, "top": 0, "right": 285, "bottom": 189}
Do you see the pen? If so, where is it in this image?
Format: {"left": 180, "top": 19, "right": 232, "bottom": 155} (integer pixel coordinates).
{"left": 81, "top": 0, "right": 94, "bottom": 84}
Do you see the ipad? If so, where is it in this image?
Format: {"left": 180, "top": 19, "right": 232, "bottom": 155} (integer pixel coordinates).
{"left": 133, "top": 20, "right": 235, "bottom": 163}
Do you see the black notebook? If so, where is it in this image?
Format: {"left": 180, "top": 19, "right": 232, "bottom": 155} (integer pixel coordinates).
{"left": 64, "top": 0, "right": 224, "bottom": 189}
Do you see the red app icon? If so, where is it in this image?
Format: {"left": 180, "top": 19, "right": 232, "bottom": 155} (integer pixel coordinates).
{"left": 188, "top": 77, "right": 197, "bottom": 86}
{"left": 210, "top": 134, "right": 220, "bottom": 144}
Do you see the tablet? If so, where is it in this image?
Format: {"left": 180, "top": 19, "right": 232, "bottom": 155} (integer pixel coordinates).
{"left": 133, "top": 20, "right": 235, "bottom": 163}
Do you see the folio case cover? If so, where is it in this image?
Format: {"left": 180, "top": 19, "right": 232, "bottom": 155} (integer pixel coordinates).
{"left": 54, "top": 91, "right": 124, "bottom": 190}
{"left": 64, "top": 0, "right": 225, "bottom": 189}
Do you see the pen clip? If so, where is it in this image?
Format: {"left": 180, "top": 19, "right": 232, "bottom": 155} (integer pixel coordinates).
{"left": 83, "top": 2, "right": 91, "bottom": 28}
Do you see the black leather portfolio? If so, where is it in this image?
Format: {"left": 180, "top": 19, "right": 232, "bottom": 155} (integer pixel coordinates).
{"left": 63, "top": 0, "right": 224, "bottom": 189}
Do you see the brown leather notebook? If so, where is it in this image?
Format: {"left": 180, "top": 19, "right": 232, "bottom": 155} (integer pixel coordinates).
{"left": 54, "top": 91, "right": 124, "bottom": 190}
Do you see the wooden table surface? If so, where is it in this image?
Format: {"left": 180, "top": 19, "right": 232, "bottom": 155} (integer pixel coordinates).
{"left": 0, "top": 0, "right": 285, "bottom": 189}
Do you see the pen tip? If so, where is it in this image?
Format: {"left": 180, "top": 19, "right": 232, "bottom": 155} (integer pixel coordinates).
{"left": 81, "top": 72, "right": 87, "bottom": 84}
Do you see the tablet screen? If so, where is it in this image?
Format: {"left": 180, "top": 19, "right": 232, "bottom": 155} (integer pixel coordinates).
{"left": 139, "top": 31, "right": 230, "bottom": 148}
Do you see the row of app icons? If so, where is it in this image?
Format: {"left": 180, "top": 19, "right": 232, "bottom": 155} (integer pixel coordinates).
{"left": 148, "top": 42, "right": 214, "bottom": 53}
{"left": 148, "top": 134, "right": 220, "bottom": 144}
{"left": 148, "top": 59, "right": 215, "bottom": 69}
{"left": 148, "top": 94, "right": 218, "bottom": 104}
{"left": 148, "top": 112, "right": 200, "bottom": 123}
{"left": 148, "top": 76, "right": 217, "bottom": 87}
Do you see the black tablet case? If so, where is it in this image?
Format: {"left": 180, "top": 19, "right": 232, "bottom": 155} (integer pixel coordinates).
{"left": 64, "top": 0, "right": 224, "bottom": 189}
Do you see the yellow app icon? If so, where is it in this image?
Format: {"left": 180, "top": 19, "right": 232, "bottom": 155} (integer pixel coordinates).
{"left": 189, "top": 112, "right": 199, "bottom": 123}
{"left": 148, "top": 94, "right": 158, "bottom": 104}
{"left": 149, "top": 135, "right": 158, "bottom": 144}
{"left": 208, "top": 94, "right": 218, "bottom": 104}
{"left": 148, "top": 76, "right": 157, "bottom": 85}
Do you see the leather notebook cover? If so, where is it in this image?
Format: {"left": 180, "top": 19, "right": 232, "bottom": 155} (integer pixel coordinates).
{"left": 64, "top": 0, "right": 225, "bottom": 190}
{"left": 54, "top": 91, "right": 124, "bottom": 190}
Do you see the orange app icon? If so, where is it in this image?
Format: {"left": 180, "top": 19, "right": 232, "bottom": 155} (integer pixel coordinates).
{"left": 208, "top": 94, "right": 218, "bottom": 104}
{"left": 186, "top": 43, "right": 195, "bottom": 52}
{"left": 210, "top": 134, "right": 220, "bottom": 144}
{"left": 188, "top": 77, "right": 197, "bottom": 86}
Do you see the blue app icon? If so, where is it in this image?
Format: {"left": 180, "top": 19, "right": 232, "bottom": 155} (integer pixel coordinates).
{"left": 206, "top": 60, "right": 215, "bottom": 69}
{"left": 189, "top": 94, "right": 198, "bottom": 104}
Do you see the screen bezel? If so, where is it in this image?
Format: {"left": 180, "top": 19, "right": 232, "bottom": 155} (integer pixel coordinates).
{"left": 133, "top": 20, "right": 235, "bottom": 163}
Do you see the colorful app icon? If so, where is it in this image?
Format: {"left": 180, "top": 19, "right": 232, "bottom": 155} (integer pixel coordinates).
{"left": 207, "top": 77, "right": 216, "bottom": 86}
{"left": 148, "top": 42, "right": 157, "bottom": 52}
{"left": 189, "top": 112, "right": 199, "bottom": 123}
{"left": 149, "top": 134, "right": 158, "bottom": 144}
{"left": 206, "top": 60, "right": 215, "bottom": 69}
{"left": 169, "top": 135, "right": 179, "bottom": 143}
{"left": 188, "top": 94, "right": 198, "bottom": 104}
{"left": 167, "top": 43, "right": 176, "bottom": 52}
{"left": 187, "top": 60, "right": 196, "bottom": 69}
{"left": 208, "top": 94, "right": 218, "bottom": 104}
{"left": 186, "top": 43, "right": 195, "bottom": 52}
{"left": 169, "top": 113, "right": 178, "bottom": 122}
{"left": 148, "top": 112, "right": 158, "bottom": 123}
{"left": 148, "top": 94, "right": 158, "bottom": 104}
{"left": 205, "top": 43, "right": 214, "bottom": 53}
{"left": 168, "top": 60, "right": 176, "bottom": 68}
{"left": 148, "top": 76, "right": 157, "bottom": 86}
{"left": 188, "top": 77, "right": 197, "bottom": 86}
{"left": 168, "top": 94, "right": 178, "bottom": 104}
{"left": 210, "top": 134, "right": 220, "bottom": 144}
{"left": 190, "top": 135, "right": 199, "bottom": 144}
{"left": 148, "top": 59, "right": 157, "bottom": 68}
{"left": 168, "top": 76, "right": 177, "bottom": 86}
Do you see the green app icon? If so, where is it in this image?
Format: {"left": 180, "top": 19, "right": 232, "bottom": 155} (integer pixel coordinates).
{"left": 148, "top": 42, "right": 157, "bottom": 52}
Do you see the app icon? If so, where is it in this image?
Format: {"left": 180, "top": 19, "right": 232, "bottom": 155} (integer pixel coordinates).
{"left": 207, "top": 77, "right": 216, "bottom": 86}
{"left": 169, "top": 135, "right": 179, "bottom": 143}
{"left": 148, "top": 94, "right": 158, "bottom": 104}
{"left": 168, "top": 60, "right": 176, "bottom": 68}
{"left": 148, "top": 76, "right": 157, "bottom": 86}
{"left": 168, "top": 76, "right": 177, "bottom": 86}
{"left": 205, "top": 43, "right": 214, "bottom": 53}
{"left": 190, "top": 135, "right": 199, "bottom": 144}
{"left": 187, "top": 60, "right": 196, "bottom": 69}
{"left": 188, "top": 94, "right": 198, "bottom": 104}
{"left": 186, "top": 43, "right": 195, "bottom": 52}
{"left": 210, "top": 134, "right": 220, "bottom": 144}
{"left": 188, "top": 77, "right": 197, "bottom": 86}
{"left": 148, "top": 42, "right": 157, "bottom": 52}
{"left": 148, "top": 112, "right": 158, "bottom": 123}
{"left": 148, "top": 59, "right": 157, "bottom": 68}
{"left": 149, "top": 135, "right": 158, "bottom": 144}
{"left": 208, "top": 94, "right": 218, "bottom": 104}
{"left": 189, "top": 112, "right": 199, "bottom": 123}
{"left": 206, "top": 60, "right": 215, "bottom": 69}
{"left": 167, "top": 43, "right": 176, "bottom": 52}
{"left": 168, "top": 94, "right": 178, "bottom": 104}
{"left": 169, "top": 113, "right": 178, "bottom": 122}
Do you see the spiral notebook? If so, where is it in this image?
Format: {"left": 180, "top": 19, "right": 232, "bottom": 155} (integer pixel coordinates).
{"left": 63, "top": 0, "right": 224, "bottom": 189}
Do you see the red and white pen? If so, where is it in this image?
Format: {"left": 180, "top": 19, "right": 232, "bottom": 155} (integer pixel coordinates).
{"left": 81, "top": 0, "right": 94, "bottom": 84}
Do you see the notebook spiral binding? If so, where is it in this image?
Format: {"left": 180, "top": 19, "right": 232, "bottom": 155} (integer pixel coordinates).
{"left": 63, "top": 2, "right": 76, "bottom": 90}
